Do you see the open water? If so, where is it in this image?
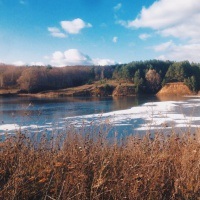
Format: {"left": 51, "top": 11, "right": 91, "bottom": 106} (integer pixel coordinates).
{"left": 0, "top": 96, "right": 200, "bottom": 136}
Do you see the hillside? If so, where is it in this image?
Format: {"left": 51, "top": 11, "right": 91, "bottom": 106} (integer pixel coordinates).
{"left": 157, "top": 82, "right": 193, "bottom": 96}
{"left": 19, "top": 80, "right": 136, "bottom": 98}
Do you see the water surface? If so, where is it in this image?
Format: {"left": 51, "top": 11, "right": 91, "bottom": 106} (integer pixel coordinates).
{"left": 0, "top": 96, "right": 199, "bottom": 135}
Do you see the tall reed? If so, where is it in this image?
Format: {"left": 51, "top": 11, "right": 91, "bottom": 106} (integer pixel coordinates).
{"left": 0, "top": 127, "right": 200, "bottom": 200}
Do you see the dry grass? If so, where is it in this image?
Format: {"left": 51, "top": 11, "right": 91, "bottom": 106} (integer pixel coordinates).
{"left": 0, "top": 89, "right": 19, "bottom": 95}
{"left": 0, "top": 128, "right": 200, "bottom": 200}
{"left": 18, "top": 80, "right": 134, "bottom": 98}
{"left": 157, "top": 82, "right": 193, "bottom": 96}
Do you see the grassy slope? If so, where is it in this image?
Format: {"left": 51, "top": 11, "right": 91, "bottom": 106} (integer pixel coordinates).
{"left": 157, "top": 82, "right": 193, "bottom": 96}
{"left": 19, "top": 80, "right": 135, "bottom": 98}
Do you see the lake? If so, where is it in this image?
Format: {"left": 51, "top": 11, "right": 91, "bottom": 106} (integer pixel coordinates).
{"left": 0, "top": 95, "right": 200, "bottom": 136}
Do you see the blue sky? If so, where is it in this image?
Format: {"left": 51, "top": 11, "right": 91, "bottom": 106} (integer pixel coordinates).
{"left": 0, "top": 0, "right": 200, "bottom": 66}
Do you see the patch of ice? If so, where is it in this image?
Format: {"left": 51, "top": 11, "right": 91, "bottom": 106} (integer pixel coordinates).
{"left": 63, "top": 100, "right": 200, "bottom": 132}
{"left": 1, "top": 99, "right": 200, "bottom": 134}
{"left": 0, "top": 124, "right": 20, "bottom": 131}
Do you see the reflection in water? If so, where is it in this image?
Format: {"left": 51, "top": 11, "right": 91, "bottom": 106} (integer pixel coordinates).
{"left": 156, "top": 95, "right": 188, "bottom": 102}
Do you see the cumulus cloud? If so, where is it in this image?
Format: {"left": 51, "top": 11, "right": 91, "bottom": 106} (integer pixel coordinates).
{"left": 48, "top": 27, "right": 67, "bottom": 38}
{"left": 93, "top": 58, "right": 116, "bottom": 66}
{"left": 154, "top": 41, "right": 200, "bottom": 62}
{"left": 112, "top": 36, "right": 118, "bottom": 43}
{"left": 61, "top": 18, "right": 92, "bottom": 34}
{"left": 117, "top": 0, "right": 200, "bottom": 62}
{"left": 50, "top": 49, "right": 116, "bottom": 67}
{"left": 139, "top": 33, "right": 151, "bottom": 40}
{"left": 51, "top": 49, "right": 92, "bottom": 67}
{"left": 122, "top": 0, "right": 200, "bottom": 41}
{"left": 114, "top": 3, "right": 122, "bottom": 11}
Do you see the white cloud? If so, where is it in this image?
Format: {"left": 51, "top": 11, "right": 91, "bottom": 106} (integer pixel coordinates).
{"left": 112, "top": 36, "right": 118, "bottom": 43}
{"left": 48, "top": 27, "right": 67, "bottom": 38}
{"left": 61, "top": 18, "right": 92, "bottom": 34}
{"left": 51, "top": 49, "right": 92, "bottom": 67}
{"left": 93, "top": 58, "right": 116, "bottom": 66}
{"left": 152, "top": 40, "right": 174, "bottom": 52}
{"left": 159, "top": 21, "right": 200, "bottom": 42}
{"left": 116, "top": 19, "right": 127, "bottom": 27}
{"left": 50, "top": 49, "right": 116, "bottom": 67}
{"left": 30, "top": 62, "right": 45, "bottom": 66}
{"left": 52, "top": 51, "right": 64, "bottom": 61}
{"left": 114, "top": 3, "right": 122, "bottom": 11}
{"left": 154, "top": 41, "right": 200, "bottom": 62}
{"left": 13, "top": 61, "right": 45, "bottom": 66}
{"left": 117, "top": 0, "right": 200, "bottom": 62}
{"left": 13, "top": 61, "right": 25, "bottom": 66}
{"left": 139, "top": 33, "right": 151, "bottom": 40}
{"left": 123, "top": 0, "right": 200, "bottom": 41}
{"left": 44, "top": 55, "right": 50, "bottom": 60}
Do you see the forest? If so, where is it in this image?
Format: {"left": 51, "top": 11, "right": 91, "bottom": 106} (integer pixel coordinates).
{"left": 0, "top": 60, "right": 200, "bottom": 94}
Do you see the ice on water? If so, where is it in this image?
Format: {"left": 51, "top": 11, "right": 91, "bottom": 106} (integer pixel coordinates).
{"left": 1, "top": 99, "right": 200, "bottom": 134}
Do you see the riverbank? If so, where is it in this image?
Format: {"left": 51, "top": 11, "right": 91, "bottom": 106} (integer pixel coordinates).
{"left": 0, "top": 89, "right": 19, "bottom": 97}
{"left": 0, "top": 81, "right": 198, "bottom": 98}
{"left": 0, "top": 80, "right": 137, "bottom": 98}
{"left": 0, "top": 129, "right": 200, "bottom": 199}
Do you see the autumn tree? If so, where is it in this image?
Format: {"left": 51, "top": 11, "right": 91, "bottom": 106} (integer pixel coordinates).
{"left": 17, "top": 66, "right": 96, "bottom": 92}
{"left": 145, "top": 69, "right": 161, "bottom": 93}
{"left": 0, "top": 65, "right": 24, "bottom": 88}
{"left": 17, "top": 67, "right": 48, "bottom": 92}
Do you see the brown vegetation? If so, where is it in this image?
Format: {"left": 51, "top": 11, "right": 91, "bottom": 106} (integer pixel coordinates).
{"left": 0, "top": 128, "right": 200, "bottom": 199}
{"left": 1, "top": 60, "right": 200, "bottom": 96}
{"left": 17, "top": 66, "right": 95, "bottom": 93}
{"left": 19, "top": 80, "right": 135, "bottom": 98}
{"left": 112, "top": 84, "right": 136, "bottom": 96}
{"left": 145, "top": 69, "right": 161, "bottom": 93}
{"left": 157, "top": 82, "right": 193, "bottom": 96}
{"left": 0, "top": 64, "right": 117, "bottom": 94}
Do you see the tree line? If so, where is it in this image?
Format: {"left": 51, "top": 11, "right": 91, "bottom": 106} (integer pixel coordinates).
{"left": 0, "top": 60, "right": 200, "bottom": 93}
{"left": 0, "top": 64, "right": 115, "bottom": 93}
{"left": 112, "top": 60, "right": 200, "bottom": 93}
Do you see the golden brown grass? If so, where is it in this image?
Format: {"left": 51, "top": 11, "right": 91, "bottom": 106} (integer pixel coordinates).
{"left": 157, "top": 82, "right": 193, "bottom": 96}
{"left": 0, "top": 128, "right": 200, "bottom": 200}
{"left": 18, "top": 79, "right": 134, "bottom": 98}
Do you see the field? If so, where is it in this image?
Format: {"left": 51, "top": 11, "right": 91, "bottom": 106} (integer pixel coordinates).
{"left": 0, "top": 127, "right": 200, "bottom": 200}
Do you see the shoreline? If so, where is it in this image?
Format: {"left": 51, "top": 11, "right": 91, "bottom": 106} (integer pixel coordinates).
{"left": 0, "top": 81, "right": 199, "bottom": 99}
